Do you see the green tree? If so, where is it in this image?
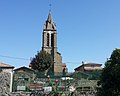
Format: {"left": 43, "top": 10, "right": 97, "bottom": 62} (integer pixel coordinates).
{"left": 87, "top": 70, "right": 102, "bottom": 80}
{"left": 30, "top": 51, "right": 53, "bottom": 73}
{"left": 97, "top": 49, "right": 120, "bottom": 96}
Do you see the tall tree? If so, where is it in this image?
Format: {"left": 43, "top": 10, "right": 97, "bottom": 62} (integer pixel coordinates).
{"left": 30, "top": 51, "right": 53, "bottom": 73}
{"left": 97, "top": 49, "right": 120, "bottom": 96}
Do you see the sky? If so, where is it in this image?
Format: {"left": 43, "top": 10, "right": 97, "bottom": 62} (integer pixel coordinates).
{"left": 0, "top": 0, "right": 120, "bottom": 72}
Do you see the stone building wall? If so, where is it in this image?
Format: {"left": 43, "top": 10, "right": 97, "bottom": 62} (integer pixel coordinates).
{"left": 0, "top": 72, "right": 11, "bottom": 95}
{"left": 54, "top": 52, "right": 63, "bottom": 73}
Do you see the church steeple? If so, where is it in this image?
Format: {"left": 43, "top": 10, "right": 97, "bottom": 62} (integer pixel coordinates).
{"left": 44, "top": 12, "right": 56, "bottom": 31}
{"left": 42, "top": 12, "right": 57, "bottom": 53}
{"left": 42, "top": 12, "right": 63, "bottom": 75}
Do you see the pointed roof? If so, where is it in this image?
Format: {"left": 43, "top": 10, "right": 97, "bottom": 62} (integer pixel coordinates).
{"left": 14, "top": 66, "right": 35, "bottom": 72}
{"left": 44, "top": 12, "right": 56, "bottom": 31}
{"left": 47, "top": 12, "right": 53, "bottom": 23}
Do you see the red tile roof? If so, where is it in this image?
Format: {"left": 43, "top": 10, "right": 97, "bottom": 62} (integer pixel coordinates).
{"left": 0, "top": 63, "right": 14, "bottom": 68}
{"left": 74, "top": 63, "right": 102, "bottom": 71}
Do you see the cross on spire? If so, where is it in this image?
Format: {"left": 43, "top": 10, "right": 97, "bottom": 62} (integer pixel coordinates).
{"left": 49, "top": 0, "right": 52, "bottom": 12}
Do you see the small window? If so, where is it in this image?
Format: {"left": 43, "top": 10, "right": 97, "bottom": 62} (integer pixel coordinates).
{"left": 51, "top": 33, "right": 54, "bottom": 47}
{"left": 47, "top": 33, "right": 49, "bottom": 46}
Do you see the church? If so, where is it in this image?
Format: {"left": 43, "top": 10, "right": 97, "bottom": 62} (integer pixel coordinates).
{"left": 41, "top": 12, "right": 67, "bottom": 75}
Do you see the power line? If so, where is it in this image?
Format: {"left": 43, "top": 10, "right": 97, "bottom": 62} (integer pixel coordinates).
{"left": 0, "top": 54, "right": 30, "bottom": 61}
{"left": 0, "top": 54, "right": 105, "bottom": 64}
{"left": 0, "top": 54, "right": 80, "bottom": 63}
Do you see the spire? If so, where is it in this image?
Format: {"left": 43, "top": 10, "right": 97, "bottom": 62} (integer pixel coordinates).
{"left": 44, "top": 12, "right": 56, "bottom": 30}
{"left": 47, "top": 12, "right": 52, "bottom": 23}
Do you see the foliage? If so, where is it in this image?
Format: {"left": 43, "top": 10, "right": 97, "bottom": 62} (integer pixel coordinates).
{"left": 30, "top": 51, "right": 53, "bottom": 72}
{"left": 97, "top": 49, "right": 120, "bottom": 96}
{"left": 73, "top": 70, "right": 102, "bottom": 80}
{"left": 47, "top": 78, "right": 65, "bottom": 96}
{"left": 73, "top": 72, "right": 89, "bottom": 80}
{"left": 87, "top": 70, "right": 102, "bottom": 80}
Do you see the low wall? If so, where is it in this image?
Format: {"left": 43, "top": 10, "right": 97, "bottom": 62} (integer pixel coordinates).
{"left": 11, "top": 92, "right": 31, "bottom": 96}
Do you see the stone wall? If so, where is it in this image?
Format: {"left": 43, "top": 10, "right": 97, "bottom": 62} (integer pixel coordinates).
{"left": 0, "top": 72, "right": 31, "bottom": 96}
{"left": 0, "top": 72, "right": 11, "bottom": 95}
{"left": 11, "top": 92, "right": 30, "bottom": 96}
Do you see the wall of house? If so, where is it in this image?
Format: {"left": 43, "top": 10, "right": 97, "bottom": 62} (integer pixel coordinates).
{"left": 0, "top": 71, "right": 11, "bottom": 95}
{"left": 2, "top": 68, "right": 13, "bottom": 73}
{"left": 84, "top": 66, "right": 102, "bottom": 71}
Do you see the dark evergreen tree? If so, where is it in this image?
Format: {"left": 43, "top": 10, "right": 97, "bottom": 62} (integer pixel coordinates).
{"left": 97, "top": 49, "right": 120, "bottom": 96}
{"left": 30, "top": 51, "right": 53, "bottom": 72}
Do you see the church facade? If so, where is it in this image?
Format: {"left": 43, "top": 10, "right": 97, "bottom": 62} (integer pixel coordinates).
{"left": 42, "top": 12, "right": 65, "bottom": 75}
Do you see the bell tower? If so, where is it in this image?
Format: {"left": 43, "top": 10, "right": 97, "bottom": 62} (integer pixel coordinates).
{"left": 42, "top": 12, "right": 57, "bottom": 54}
{"left": 42, "top": 12, "right": 63, "bottom": 75}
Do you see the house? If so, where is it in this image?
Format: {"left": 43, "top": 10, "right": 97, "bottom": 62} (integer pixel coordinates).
{"left": 0, "top": 62, "right": 14, "bottom": 73}
{"left": 0, "top": 63, "right": 14, "bottom": 94}
{"left": 74, "top": 62, "right": 102, "bottom": 72}
{"left": 12, "top": 66, "right": 35, "bottom": 92}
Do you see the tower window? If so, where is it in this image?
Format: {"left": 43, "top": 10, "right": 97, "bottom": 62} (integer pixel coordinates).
{"left": 47, "top": 33, "right": 49, "bottom": 46}
{"left": 51, "top": 33, "right": 54, "bottom": 47}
